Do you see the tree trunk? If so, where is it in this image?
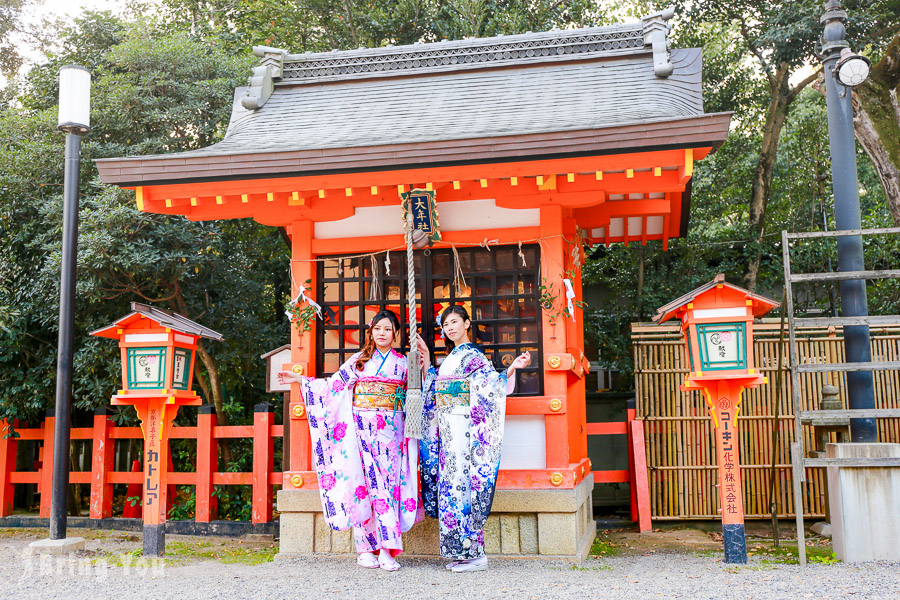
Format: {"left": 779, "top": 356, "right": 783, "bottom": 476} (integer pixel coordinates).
{"left": 853, "top": 33, "right": 900, "bottom": 225}
{"left": 743, "top": 65, "right": 792, "bottom": 291}
{"left": 172, "top": 287, "right": 233, "bottom": 467}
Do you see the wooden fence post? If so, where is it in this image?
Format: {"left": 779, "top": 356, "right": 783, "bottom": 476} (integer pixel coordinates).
{"left": 89, "top": 408, "right": 115, "bottom": 519}
{"left": 0, "top": 419, "right": 17, "bottom": 517}
{"left": 252, "top": 402, "right": 274, "bottom": 524}
{"left": 196, "top": 405, "right": 218, "bottom": 522}
{"left": 39, "top": 409, "right": 55, "bottom": 518}
{"left": 630, "top": 419, "right": 652, "bottom": 532}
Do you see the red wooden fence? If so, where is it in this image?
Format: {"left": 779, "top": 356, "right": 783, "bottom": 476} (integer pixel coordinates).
{"left": 0, "top": 405, "right": 283, "bottom": 524}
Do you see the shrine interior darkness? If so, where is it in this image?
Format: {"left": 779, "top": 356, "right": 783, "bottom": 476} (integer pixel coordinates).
{"left": 316, "top": 244, "right": 543, "bottom": 395}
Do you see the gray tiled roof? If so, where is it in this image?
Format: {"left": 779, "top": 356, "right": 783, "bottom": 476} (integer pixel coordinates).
{"left": 95, "top": 12, "right": 730, "bottom": 185}
{"left": 205, "top": 48, "right": 702, "bottom": 158}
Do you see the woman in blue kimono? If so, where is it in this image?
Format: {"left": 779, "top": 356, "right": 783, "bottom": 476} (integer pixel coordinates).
{"left": 415, "top": 305, "right": 530, "bottom": 572}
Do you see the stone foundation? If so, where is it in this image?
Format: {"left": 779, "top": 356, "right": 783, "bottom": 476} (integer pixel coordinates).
{"left": 827, "top": 443, "right": 900, "bottom": 562}
{"left": 277, "top": 474, "right": 596, "bottom": 561}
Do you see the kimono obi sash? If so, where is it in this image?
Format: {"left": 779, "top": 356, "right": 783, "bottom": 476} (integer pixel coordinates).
{"left": 435, "top": 378, "right": 470, "bottom": 408}
{"left": 353, "top": 379, "right": 406, "bottom": 411}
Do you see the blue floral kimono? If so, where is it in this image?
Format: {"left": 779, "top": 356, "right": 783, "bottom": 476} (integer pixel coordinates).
{"left": 419, "top": 343, "right": 512, "bottom": 559}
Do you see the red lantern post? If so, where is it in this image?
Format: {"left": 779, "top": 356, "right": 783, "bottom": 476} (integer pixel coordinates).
{"left": 91, "top": 302, "right": 223, "bottom": 556}
{"left": 654, "top": 274, "right": 779, "bottom": 563}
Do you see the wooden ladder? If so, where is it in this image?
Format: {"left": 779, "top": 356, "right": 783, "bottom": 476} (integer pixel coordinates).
{"left": 781, "top": 226, "right": 900, "bottom": 564}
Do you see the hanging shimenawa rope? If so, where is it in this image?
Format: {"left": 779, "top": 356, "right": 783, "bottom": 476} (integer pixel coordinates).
{"left": 404, "top": 211, "right": 424, "bottom": 440}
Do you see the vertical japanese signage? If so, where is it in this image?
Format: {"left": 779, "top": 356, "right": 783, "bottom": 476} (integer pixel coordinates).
{"left": 401, "top": 188, "right": 441, "bottom": 243}
{"left": 714, "top": 395, "right": 744, "bottom": 522}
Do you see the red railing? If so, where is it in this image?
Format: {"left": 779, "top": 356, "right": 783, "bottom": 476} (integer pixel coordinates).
{"left": 0, "top": 405, "right": 282, "bottom": 523}
{"left": 585, "top": 401, "right": 651, "bottom": 531}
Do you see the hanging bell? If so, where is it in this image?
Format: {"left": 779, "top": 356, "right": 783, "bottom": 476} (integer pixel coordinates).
{"left": 411, "top": 229, "right": 429, "bottom": 250}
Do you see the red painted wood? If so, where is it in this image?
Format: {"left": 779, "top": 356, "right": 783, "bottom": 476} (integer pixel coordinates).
{"left": 0, "top": 420, "right": 17, "bottom": 516}
{"left": 195, "top": 410, "right": 218, "bottom": 522}
{"left": 506, "top": 396, "right": 565, "bottom": 415}
{"left": 591, "top": 470, "right": 630, "bottom": 483}
{"left": 585, "top": 422, "right": 628, "bottom": 435}
{"left": 252, "top": 409, "right": 275, "bottom": 523}
{"left": 167, "top": 472, "right": 197, "bottom": 485}
{"left": 89, "top": 413, "right": 115, "bottom": 519}
{"left": 9, "top": 472, "right": 41, "bottom": 484}
{"left": 108, "top": 471, "right": 142, "bottom": 485}
{"left": 213, "top": 425, "right": 254, "bottom": 438}
{"left": 630, "top": 419, "right": 652, "bottom": 532}
{"left": 39, "top": 415, "right": 55, "bottom": 518}
{"left": 9, "top": 428, "right": 43, "bottom": 440}
{"left": 169, "top": 426, "right": 198, "bottom": 439}
{"left": 212, "top": 472, "right": 253, "bottom": 485}
{"left": 109, "top": 427, "right": 143, "bottom": 439}
{"left": 70, "top": 427, "right": 94, "bottom": 440}
{"left": 69, "top": 472, "right": 91, "bottom": 484}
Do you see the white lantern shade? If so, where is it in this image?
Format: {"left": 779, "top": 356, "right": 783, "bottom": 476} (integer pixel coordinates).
{"left": 834, "top": 48, "right": 871, "bottom": 88}
{"left": 58, "top": 65, "right": 91, "bottom": 133}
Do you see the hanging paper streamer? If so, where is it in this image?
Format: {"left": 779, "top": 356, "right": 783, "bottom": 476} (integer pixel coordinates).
{"left": 518, "top": 240, "right": 527, "bottom": 267}
{"left": 368, "top": 254, "right": 381, "bottom": 301}
{"left": 571, "top": 227, "right": 585, "bottom": 272}
{"left": 451, "top": 244, "right": 468, "bottom": 296}
{"left": 384, "top": 250, "right": 391, "bottom": 275}
{"left": 285, "top": 282, "right": 323, "bottom": 322}
{"left": 480, "top": 237, "right": 499, "bottom": 251}
{"left": 563, "top": 278, "right": 576, "bottom": 322}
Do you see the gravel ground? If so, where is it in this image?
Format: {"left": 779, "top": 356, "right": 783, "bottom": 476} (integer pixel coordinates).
{"left": 4, "top": 531, "right": 899, "bottom": 600}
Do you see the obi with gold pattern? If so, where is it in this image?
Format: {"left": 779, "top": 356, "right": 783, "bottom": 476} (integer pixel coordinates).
{"left": 435, "top": 378, "right": 470, "bottom": 408}
{"left": 353, "top": 379, "right": 406, "bottom": 411}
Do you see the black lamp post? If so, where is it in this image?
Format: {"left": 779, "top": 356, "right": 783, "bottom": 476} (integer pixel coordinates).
{"left": 50, "top": 65, "right": 91, "bottom": 540}
{"left": 819, "top": 1, "right": 876, "bottom": 442}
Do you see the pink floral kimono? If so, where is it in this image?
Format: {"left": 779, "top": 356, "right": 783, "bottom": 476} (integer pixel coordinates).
{"left": 301, "top": 348, "right": 423, "bottom": 555}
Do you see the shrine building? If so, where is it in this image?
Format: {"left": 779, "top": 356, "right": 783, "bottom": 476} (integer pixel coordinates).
{"left": 96, "top": 8, "right": 730, "bottom": 559}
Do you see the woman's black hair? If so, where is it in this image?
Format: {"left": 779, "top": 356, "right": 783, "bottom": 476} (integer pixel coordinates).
{"left": 440, "top": 305, "right": 471, "bottom": 352}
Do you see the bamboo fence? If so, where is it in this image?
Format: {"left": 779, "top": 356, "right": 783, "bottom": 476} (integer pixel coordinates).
{"left": 632, "top": 319, "right": 900, "bottom": 520}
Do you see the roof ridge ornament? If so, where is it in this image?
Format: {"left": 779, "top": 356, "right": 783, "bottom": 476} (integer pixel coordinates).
{"left": 642, "top": 5, "right": 676, "bottom": 78}
{"left": 241, "top": 46, "right": 286, "bottom": 111}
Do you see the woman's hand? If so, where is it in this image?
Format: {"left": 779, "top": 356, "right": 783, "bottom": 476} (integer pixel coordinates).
{"left": 416, "top": 336, "right": 431, "bottom": 371}
{"left": 506, "top": 351, "right": 531, "bottom": 376}
{"left": 277, "top": 370, "right": 303, "bottom": 386}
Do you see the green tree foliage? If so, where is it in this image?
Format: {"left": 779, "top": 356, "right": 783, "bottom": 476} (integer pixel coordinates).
{"left": 0, "top": 13, "right": 289, "bottom": 427}
{"left": 158, "top": 0, "right": 608, "bottom": 53}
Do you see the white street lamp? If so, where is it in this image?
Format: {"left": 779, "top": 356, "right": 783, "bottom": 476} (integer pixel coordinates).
{"left": 57, "top": 65, "right": 91, "bottom": 133}
{"left": 49, "top": 64, "right": 91, "bottom": 547}
{"left": 833, "top": 48, "right": 872, "bottom": 88}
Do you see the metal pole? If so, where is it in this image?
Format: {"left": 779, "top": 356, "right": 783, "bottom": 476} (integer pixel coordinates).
{"left": 50, "top": 132, "right": 82, "bottom": 540}
{"left": 820, "top": 0, "right": 877, "bottom": 442}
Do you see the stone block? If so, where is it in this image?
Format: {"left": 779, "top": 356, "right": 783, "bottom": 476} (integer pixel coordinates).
{"left": 277, "top": 488, "right": 323, "bottom": 512}
{"left": 519, "top": 514, "right": 538, "bottom": 554}
{"left": 331, "top": 528, "right": 353, "bottom": 553}
{"left": 827, "top": 443, "right": 900, "bottom": 562}
{"left": 278, "top": 512, "right": 314, "bottom": 554}
{"left": 810, "top": 521, "right": 832, "bottom": 538}
{"left": 314, "top": 514, "right": 332, "bottom": 553}
{"left": 26, "top": 537, "right": 85, "bottom": 555}
{"left": 402, "top": 517, "right": 440, "bottom": 556}
{"left": 500, "top": 514, "right": 520, "bottom": 554}
{"left": 538, "top": 512, "right": 577, "bottom": 556}
{"left": 483, "top": 515, "right": 501, "bottom": 554}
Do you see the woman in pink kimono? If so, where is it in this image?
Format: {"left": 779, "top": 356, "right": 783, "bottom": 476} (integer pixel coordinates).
{"left": 279, "top": 310, "right": 423, "bottom": 571}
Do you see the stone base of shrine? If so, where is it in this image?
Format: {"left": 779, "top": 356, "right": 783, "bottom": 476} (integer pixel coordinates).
{"left": 276, "top": 474, "right": 596, "bottom": 561}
